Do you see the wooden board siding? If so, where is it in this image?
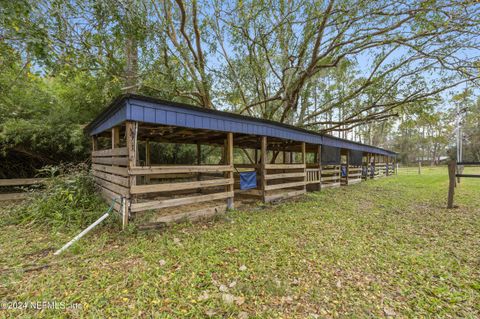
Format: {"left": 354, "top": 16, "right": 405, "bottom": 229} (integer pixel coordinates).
{"left": 91, "top": 143, "right": 129, "bottom": 212}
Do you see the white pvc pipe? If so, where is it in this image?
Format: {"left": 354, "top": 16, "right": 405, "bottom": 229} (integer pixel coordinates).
{"left": 54, "top": 212, "right": 111, "bottom": 255}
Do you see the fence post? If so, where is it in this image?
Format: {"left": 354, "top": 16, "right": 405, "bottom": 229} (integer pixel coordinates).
{"left": 418, "top": 161, "right": 421, "bottom": 175}
{"left": 447, "top": 160, "right": 456, "bottom": 209}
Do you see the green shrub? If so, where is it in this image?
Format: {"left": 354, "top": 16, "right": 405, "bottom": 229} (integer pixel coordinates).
{"left": 6, "top": 164, "right": 117, "bottom": 231}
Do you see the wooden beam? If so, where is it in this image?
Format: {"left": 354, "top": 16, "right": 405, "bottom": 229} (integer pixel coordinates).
{"left": 264, "top": 163, "right": 306, "bottom": 169}
{"left": 318, "top": 145, "right": 322, "bottom": 191}
{"left": 129, "top": 165, "right": 232, "bottom": 175}
{"left": 0, "top": 193, "right": 30, "bottom": 201}
{"left": 124, "top": 121, "right": 137, "bottom": 228}
{"left": 92, "top": 136, "right": 98, "bottom": 151}
{"left": 92, "top": 164, "right": 128, "bottom": 177}
{"left": 92, "top": 147, "right": 128, "bottom": 157}
{"left": 264, "top": 181, "right": 306, "bottom": 191}
{"left": 91, "top": 157, "right": 128, "bottom": 166}
{"left": 152, "top": 205, "right": 227, "bottom": 224}
{"left": 130, "top": 178, "right": 233, "bottom": 195}
{"left": 264, "top": 172, "right": 305, "bottom": 180}
{"left": 261, "top": 136, "right": 267, "bottom": 202}
{"left": 145, "top": 139, "right": 151, "bottom": 184}
{"left": 131, "top": 191, "right": 233, "bottom": 212}
{"left": 226, "top": 132, "right": 234, "bottom": 209}
{"left": 301, "top": 142, "right": 306, "bottom": 193}
{"left": 264, "top": 189, "right": 305, "bottom": 203}
{"left": 0, "top": 178, "right": 46, "bottom": 187}
{"left": 112, "top": 126, "right": 120, "bottom": 149}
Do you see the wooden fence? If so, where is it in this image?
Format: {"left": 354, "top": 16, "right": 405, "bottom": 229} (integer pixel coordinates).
{"left": 0, "top": 178, "right": 47, "bottom": 201}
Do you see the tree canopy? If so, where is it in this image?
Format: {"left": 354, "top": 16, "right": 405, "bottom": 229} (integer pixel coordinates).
{"left": 1, "top": 0, "right": 479, "bottom": 176}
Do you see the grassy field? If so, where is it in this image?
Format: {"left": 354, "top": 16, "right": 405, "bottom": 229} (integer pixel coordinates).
{"left": 1, "top": 168, "right": 479, "bottom": 318}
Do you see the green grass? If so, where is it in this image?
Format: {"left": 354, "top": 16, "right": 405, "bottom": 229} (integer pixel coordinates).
{"left": 1, "top": 168, "right": 479, "bottom": 318}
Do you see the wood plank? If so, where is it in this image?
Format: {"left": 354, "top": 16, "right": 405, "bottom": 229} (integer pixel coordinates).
{"left": 264, "top": 189, "right": 305, "bottom": 202}
{"left": 306, "top": 180, "right": 321, "bottom": 185}
{"left": 265, "top": 163, "right": 306, "bottom": 169}
{"left": 321, "top": 169, "right": 340, "bottom": 174}
{"left": 92, "top": 164, "right": 128, "bottom": 177}
{"left": 92, "top": 147, "right": 128, "bottom": 157}
{"left": 92, "top": 156, "right": 128, "bottom": 166}
{"left": 0, "top": 178, "right": 47, "bottom": 187}
{"left": 99, "top": 188, "right": 122, "bottom": 212}
{"left": 0, "top": 192, "right": 30, "bottom": 201}
{"left": 131, "top": 191, "right": 233, "bottom": 212}
{"left": 321, "top": 182, "right": 341, "bottom": 188}
{"left": 94, "top": 176, "right": 128, "bottom": 195}
{"left": 321, "top": 176, "right": 340, "bottom": 182}
{"left": 154, "top": 205, "right": 227, "bottom": 224}
{"left": 130, "top": 178, "right": 233, "bottom": 195}
{"left": 92, "top": 170, "right": 129, "bottom": 187}
{"left": 264, "top": 181, "right": 305, "bottom": 191}
{"left": 348, "top": 179, "right": 362, "bottom": 185}
{"left": 348, "top": 173, "right": 362, "bottom": 177}
{"left": 226, "top": 132, "right": 234, "bottom": 209}
{"left": 129, "top": 165, "right": 233, "bottom": 175}
{"left": 261, "top": 136, "right": 267, "bottom": 201}
{"left": 234, "top": 164, "right": 259, "bottom": 168}
{"left": 265, "top": 172, "right": 305, "bottom": 180}
{"left": 234, "top": 189, "right": 262, "bottom": 196}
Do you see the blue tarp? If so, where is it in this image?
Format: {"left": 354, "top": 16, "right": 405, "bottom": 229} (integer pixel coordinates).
{"left": 341, "top": 165, "right": 347, "bottom": 177}
{"left": 240, "top": 171, "right": 257, "bottom": 190}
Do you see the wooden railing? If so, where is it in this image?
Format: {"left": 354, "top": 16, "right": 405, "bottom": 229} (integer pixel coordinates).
{"left": 0, "top": 178, "right": 47, "bottom": 201}
{"left": 128, "top": 165, "right": 233, "bottom": 215}
{"left": 321, "top": 165, "right": 341, "bottom": 188}
{"left": 306, "top": 168, "right": 320, "bottom": 184}
{"left": 91, "top": 147, "right": 129, "bottom": 211}
{"left": 263, "top": 163, "right": 306, "bottom": 202}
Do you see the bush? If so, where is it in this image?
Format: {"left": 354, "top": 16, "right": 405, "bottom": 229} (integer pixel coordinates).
{"left": 6, "top": 164, "right": 116, "bottom": 231}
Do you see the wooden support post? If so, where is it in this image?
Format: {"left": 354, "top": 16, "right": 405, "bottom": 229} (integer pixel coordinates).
{"left": 124, "top": 121, "right": 137, "bottom": 229}
{"left": 301, "top": 142, "right": 306, "bottom": 192}
{"left": 447, "top": 160, "right": 456, "bottom": 209}
{"left": 261, "top": 136, "right": 267, "bottom": 202}
{"left": 318, "top": 145, "right": 322, "bottom": 191}
{"left": 111, "top": 127, "right": 120, "bottom": 149}
{"left": 255, "top": 149, "right": 258, "bottom": 164}
{"left": 92, "top": 136, "right": 98, "bottom": 151}
{"left": 346, "top": 150, "right": 350, "bottom": 185}
{"left": 226, "top": 133, "right": 234, "bottom": 209}
{"left": 145, "top": 139, "right": 151, "bottom": 184}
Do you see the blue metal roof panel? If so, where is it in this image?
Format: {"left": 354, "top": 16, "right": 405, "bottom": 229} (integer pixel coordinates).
{"left": 86, "top": 94, "right": 396, "bottom": 156}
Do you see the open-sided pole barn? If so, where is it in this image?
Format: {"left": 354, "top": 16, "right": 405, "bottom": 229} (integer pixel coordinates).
{"left": 85, "top": 94, "right": 397, "bottom": 228}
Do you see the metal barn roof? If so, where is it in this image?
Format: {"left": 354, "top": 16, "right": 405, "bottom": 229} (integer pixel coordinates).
{"left": 85, "top": 94, "right": 396, "bottom": 156}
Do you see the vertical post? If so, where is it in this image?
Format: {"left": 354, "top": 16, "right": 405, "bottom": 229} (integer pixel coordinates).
{"left": 317, "top": 145, "right": 322, "bottom": 191}
{"left": 447, "top": 160, "right": 456, "bottom": 208}
{"left": 145, "top": 139, "right": 151, "bottom": 184}
{"left": 261, "top": 136, "right": 267, "bottom": 202}
{"left": 254, "top": 149, "right": 258, "bottom": 164}
{"left": 91, "top": 136, "right": 98, "bottom": 151}
{"left": 226, "top": 133, "right": 234, "bottom": 210}
{"left": 418, "top": 161, "right": 422, "bottom": 175}
{"left": 346, "top": 151, "right": 350, "bottom": 185}
{"left": 124, "top": 121, "right": 137, "bottom": 229}
{"left": 301, "top": 142, "right": 306, "bottom": 193}
{"left": 111, "top": 127, "right": 120, "bottom": 149}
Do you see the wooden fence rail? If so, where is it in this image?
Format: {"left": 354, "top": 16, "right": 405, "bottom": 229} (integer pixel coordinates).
{"left": 0, "top": 178, "right": 47, "bottom": 201}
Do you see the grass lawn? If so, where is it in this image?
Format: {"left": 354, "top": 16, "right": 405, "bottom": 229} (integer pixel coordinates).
{"left": 1, "top": 168, "right": 479, "bottom": 318}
